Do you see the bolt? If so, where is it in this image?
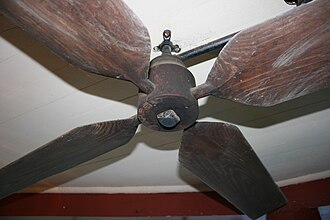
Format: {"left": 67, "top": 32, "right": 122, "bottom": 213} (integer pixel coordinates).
{"left": 156, "top": 109, "right": 180, "bottom": 128}
{"left": 163, "top": 29, "right": 171, "bottom": 40}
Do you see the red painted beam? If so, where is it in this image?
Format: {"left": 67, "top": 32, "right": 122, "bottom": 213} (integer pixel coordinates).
{"left": 0, "top": 178, "right": 329, "bottom": 217}
{"left": 268, "top": 208, "right": 321, "bottom": 220}
{"left": 0, "top": 192, "right": 239, "bottom": 217}
{"left": 268, "top": 177, "right": 330, "bottom": 219}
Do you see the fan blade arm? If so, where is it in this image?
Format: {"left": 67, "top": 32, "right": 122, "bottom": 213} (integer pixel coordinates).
{"left": 191, "top": 82, "right": 215, "bottom": 99}
{"left": 0, "top": 116, "right": 140, "bottom": 199}
{"left": 0, "top": 0, "right": 154, "bottom": 93}
{"left": 203, "top": 0, "right": 330, "bottom": 106}
{"left": 179, "top": 122, "right": 287, "bottom": 219}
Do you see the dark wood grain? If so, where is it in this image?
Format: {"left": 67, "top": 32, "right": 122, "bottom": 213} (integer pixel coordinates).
{"left": 0, "top": 0, "right": 154, "bottom": 93}
{"left": 200, "top": 0, "right": 330, "bottom": 106}
{"left": 0, "top": 117, "right": 139, "bottom": 199}
{"left": 179, "top": 122, "right": 287, "bottom": 219}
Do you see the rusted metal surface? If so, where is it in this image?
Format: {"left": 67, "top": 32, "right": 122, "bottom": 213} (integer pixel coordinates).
{"left": 0, "top": 117, "right": 140, "bottom": 200}
{"left": 194, "top": 0, "right": 330, "bottom": 106}
{"left": 0, "top": 0, "right": 154, "bottom": 93}
{"left": 138, "top": 55, "right": 198, "bottom": 131}
{"left": 179, "top": 122, "right": 287, "bottom": 219}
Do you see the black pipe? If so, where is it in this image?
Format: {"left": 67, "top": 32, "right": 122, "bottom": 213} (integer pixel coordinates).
{"left": 284, "top": 0, "right": 312, "bottom": 6}
{"left": 177, "top": 32, "right": 238, "bottom": 67}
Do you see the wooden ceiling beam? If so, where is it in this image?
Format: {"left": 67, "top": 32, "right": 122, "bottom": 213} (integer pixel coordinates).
{"left": 0, "top": 177, "right": 329, "bottom": 217}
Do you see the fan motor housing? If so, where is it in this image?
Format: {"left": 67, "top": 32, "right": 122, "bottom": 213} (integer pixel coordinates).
{"left": 138, "top": 54, "right": 199, "bottom": 131}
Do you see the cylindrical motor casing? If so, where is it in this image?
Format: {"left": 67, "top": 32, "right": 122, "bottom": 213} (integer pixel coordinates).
{"left": 138, "top": 55, "right": 199, "bottom": 131}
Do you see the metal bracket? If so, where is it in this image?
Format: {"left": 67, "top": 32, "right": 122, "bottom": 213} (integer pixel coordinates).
{"left": 153, "top": 30, "right": 181, "bottom": 54}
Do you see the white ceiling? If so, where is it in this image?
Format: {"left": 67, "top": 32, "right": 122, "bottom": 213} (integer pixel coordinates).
{"left": 0, "top": 0, "right": 329, "bottom": 195}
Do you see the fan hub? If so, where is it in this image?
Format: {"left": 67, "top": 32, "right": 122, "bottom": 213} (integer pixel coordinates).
{"left": 137, "top": 55, "right": 199, "bottom": 131}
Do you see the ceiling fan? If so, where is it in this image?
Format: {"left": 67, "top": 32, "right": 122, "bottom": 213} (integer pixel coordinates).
{"left": 0, "top": 0, "right": 329, "bottom": 218}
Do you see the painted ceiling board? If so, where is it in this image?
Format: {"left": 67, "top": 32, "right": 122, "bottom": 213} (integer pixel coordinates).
{"left": 0, "top": 0, "right": 329, "bottom": 195}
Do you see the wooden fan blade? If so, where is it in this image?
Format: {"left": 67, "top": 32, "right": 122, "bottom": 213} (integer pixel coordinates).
{"left": 179, "top": 122, "right": 287, "bottom": 219}
{"left": 0, "top": 0, "right": 153, "bottom": 93}
{"left": 0, "top": 117, "right": 139, "bottom": 199}
{"left": 198, "top": 0, "right": 330, "bottom": 106}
